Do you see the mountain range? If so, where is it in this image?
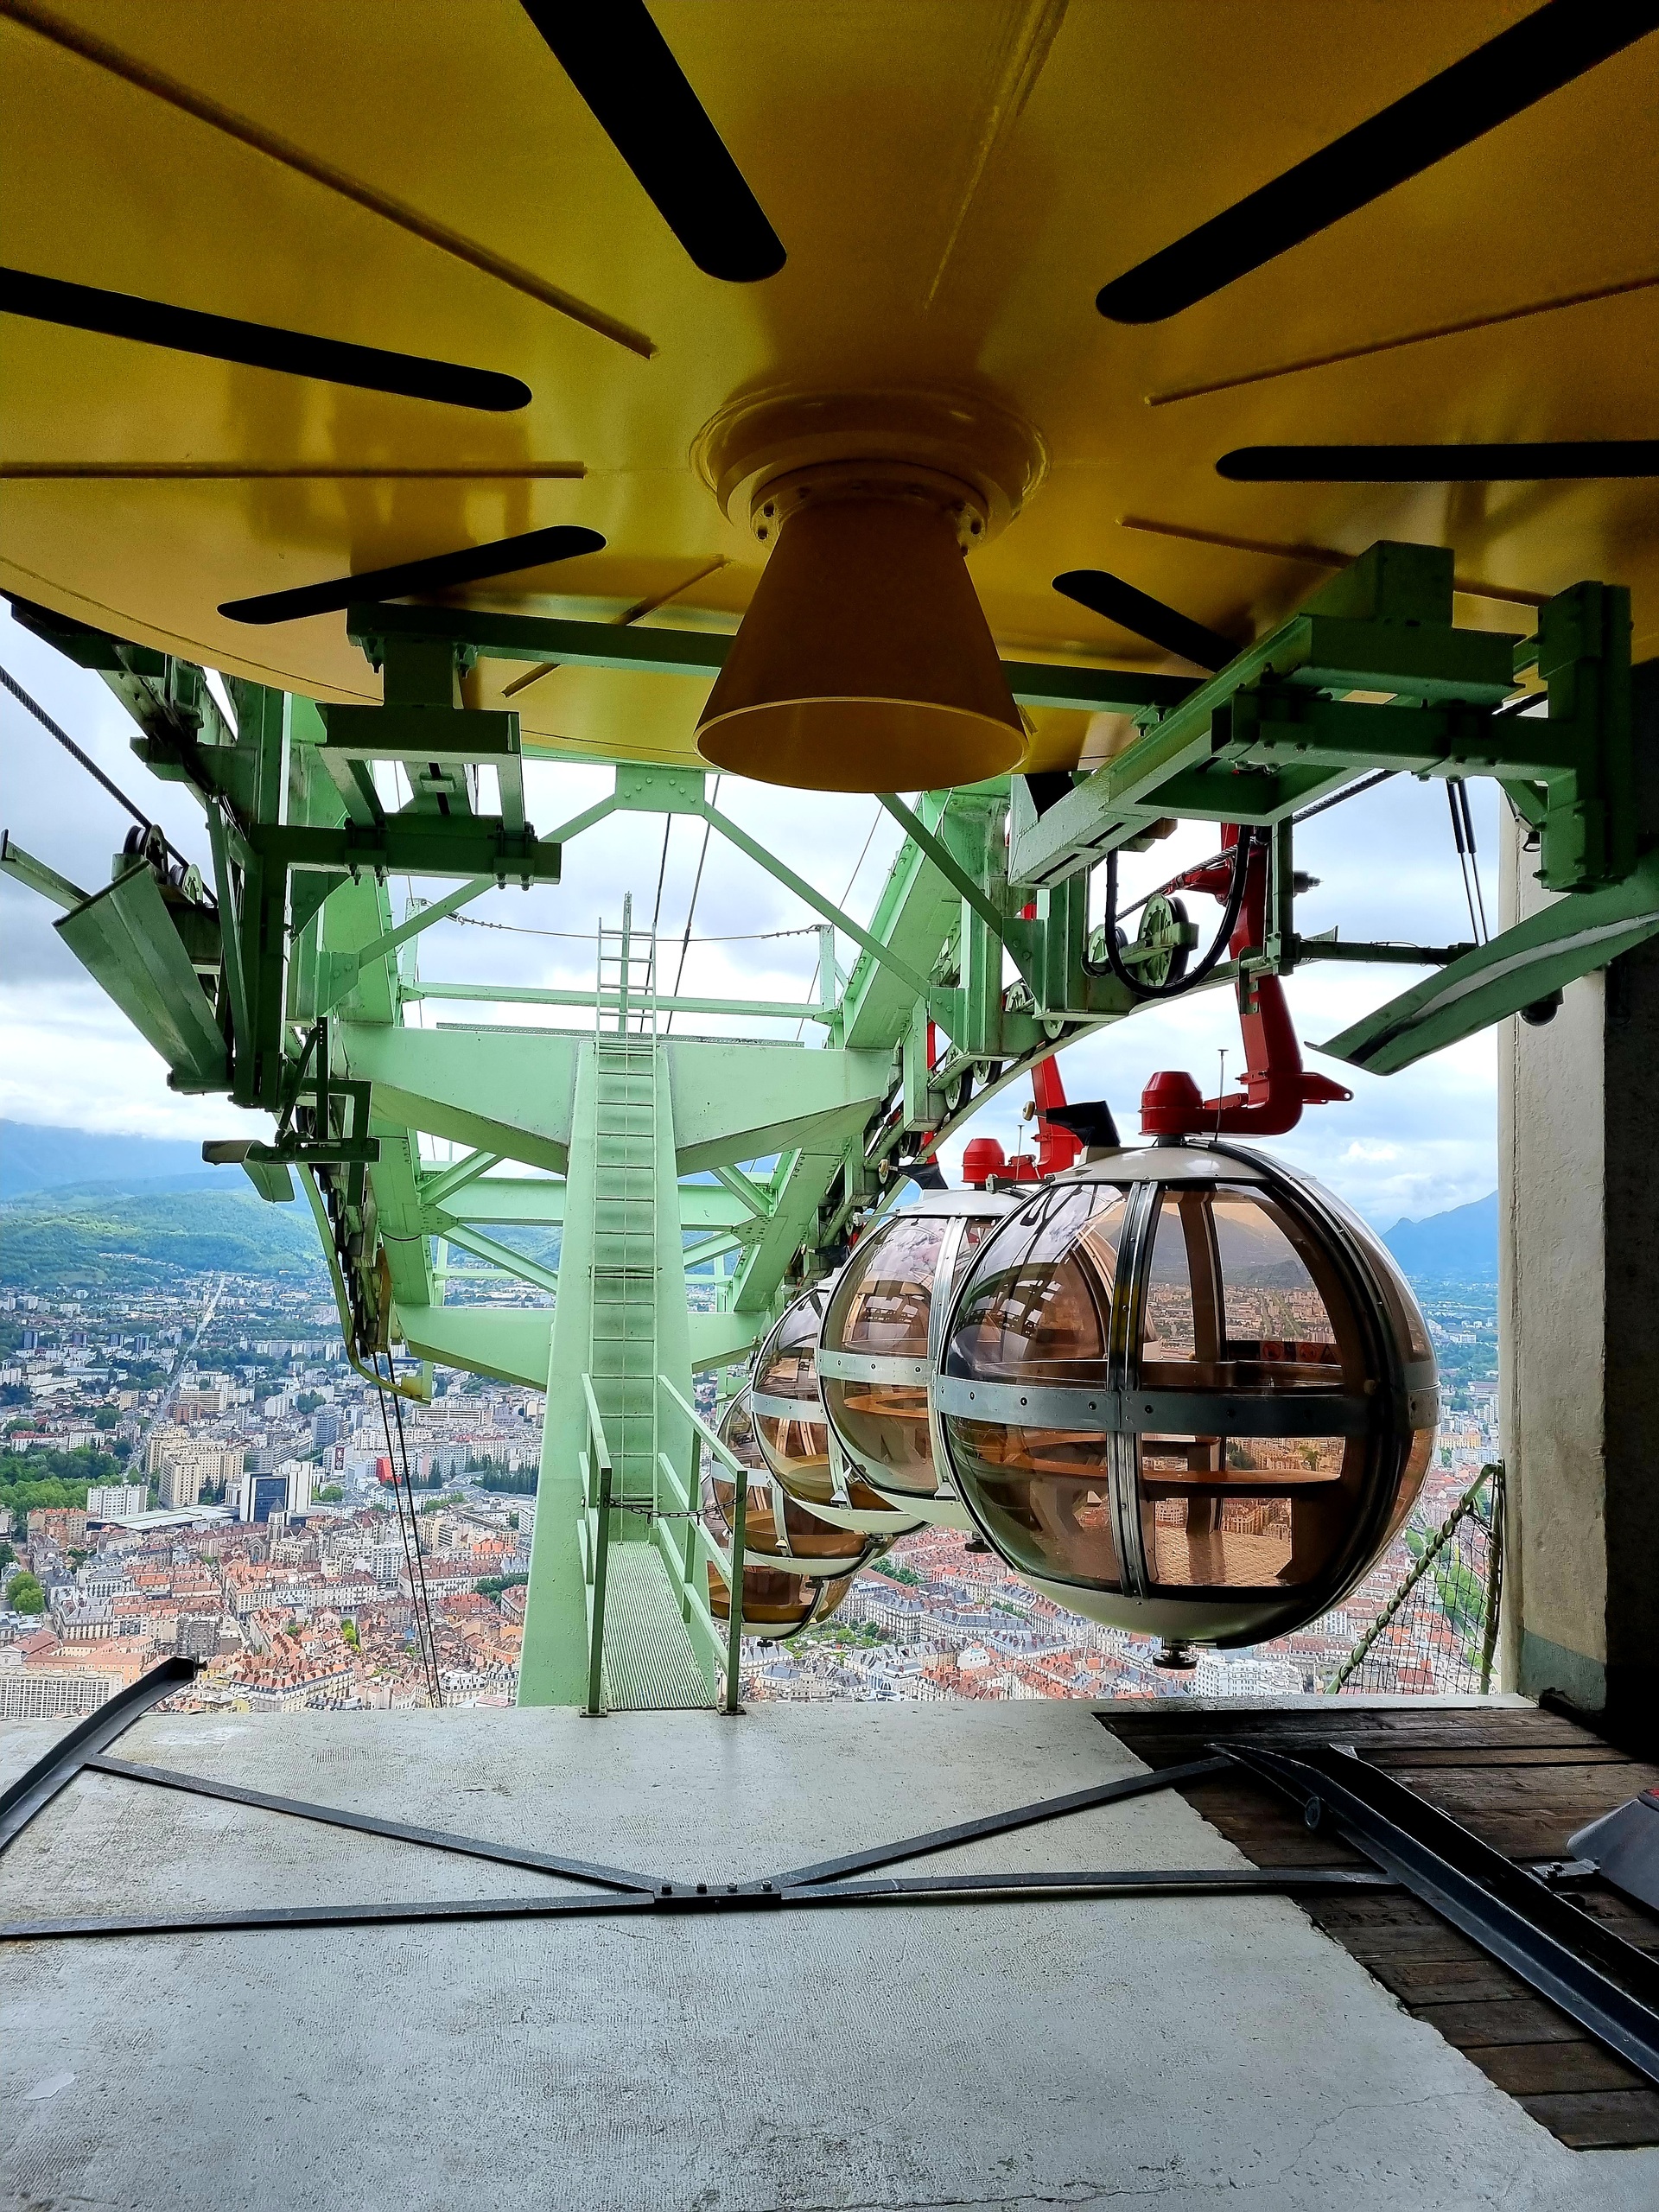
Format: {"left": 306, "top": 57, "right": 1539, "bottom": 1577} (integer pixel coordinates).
{"left": 0, "top": 1120, "right": 317, "bottom": 1287}
{"left": 0, "top": 1119, "right": 223, "bottom": 1202}
{"left": 1381, "top": 1191, "right": 1497, "bottom": 1281}
{"left": 2, "top": 1122, "right": 1498, "bottom": 1288}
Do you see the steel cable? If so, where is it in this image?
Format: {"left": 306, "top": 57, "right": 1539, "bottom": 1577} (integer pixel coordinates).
{"left": 375, "top": 1362, "right": 442, "bottom": 1706}
{"left": 0, "top": 658, "right": 202, "bottom": 886}
{"left": 390, "top": 1378, "right": 444, "bottom": 1707}
{"left": 664, "top": 773, "right": 720, "bottom": 1034}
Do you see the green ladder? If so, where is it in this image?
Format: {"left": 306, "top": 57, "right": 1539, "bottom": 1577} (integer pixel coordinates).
{"left": 587, "top": 901, "right": 708, "bottom": 1709}
{"left": 589, "top": 899, "right": 659, "bottom": 1508}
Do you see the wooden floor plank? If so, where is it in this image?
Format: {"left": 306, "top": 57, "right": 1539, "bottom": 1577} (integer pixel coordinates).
{"left": 1414, "top": 1996, "right": 1601, "bottom": 2048}
{"left": 1363, "top": 1745, "right": 1637, "bottom": 1769}
{"left": 1516, "top": 2090, "right": 1659, "bottom": 2148}
{"left": 1367, "top": 1961, "right": 1538, "bottom": 2006}
{"left": 1478, "top": 2041, "right": 1647, "bottom": 2094}
{"left": 1097, "top": 1700, "right": 1659, "bottom": 2152}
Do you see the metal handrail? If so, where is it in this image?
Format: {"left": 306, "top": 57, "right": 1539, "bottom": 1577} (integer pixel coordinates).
{"left": 581, "top": 1375, "right": 613, "bottom": 1475}
{"left": 655, "top": 1373, "right": 746, "bottom": 1714}
{"left": 658, "top": 1372, "right": 745, "bottom": 1478}
{"left": 581, "top": 1375, "right": 614, "bottom": 1716}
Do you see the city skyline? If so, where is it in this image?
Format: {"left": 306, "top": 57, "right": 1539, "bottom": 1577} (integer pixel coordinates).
{"left": 3, "top": 1259, "right": 1499, "bottom": 1719}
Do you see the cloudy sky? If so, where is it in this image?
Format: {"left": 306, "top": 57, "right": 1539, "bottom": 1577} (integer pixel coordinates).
{"left": 0, "top": 600, "right": 1498, "bottom": 1226}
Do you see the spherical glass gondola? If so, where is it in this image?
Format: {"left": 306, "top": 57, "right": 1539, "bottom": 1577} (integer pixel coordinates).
{"left": 700, "top": 1389, "right": 887, "bottom": 1638}
{"left": 934, "top": 1141, "right": 1438, "bottom": 1649}
{"left": 750, "top": 1280, "right": 925, "bottom": 1537}
{"left": 818, "top": 1190, "right": 1016, "bottom": 1530}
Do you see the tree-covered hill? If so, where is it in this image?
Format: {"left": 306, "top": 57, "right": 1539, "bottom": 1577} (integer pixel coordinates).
{"left": 0, "top": 1186, "right": 323, "bottom": 1287}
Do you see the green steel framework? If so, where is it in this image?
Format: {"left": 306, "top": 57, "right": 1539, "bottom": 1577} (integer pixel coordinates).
{"left": 2, "top": 539, "right": 1647, "bottom": 1707}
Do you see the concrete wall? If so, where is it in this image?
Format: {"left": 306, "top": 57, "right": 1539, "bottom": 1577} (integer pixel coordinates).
{"left": 1500, "top": 662, "right": 1659, "bottom": 1720}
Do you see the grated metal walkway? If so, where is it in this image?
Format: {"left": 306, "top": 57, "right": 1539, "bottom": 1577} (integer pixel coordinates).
{"left": 599, "top": 1542, "right": 710, "bottom": 1710}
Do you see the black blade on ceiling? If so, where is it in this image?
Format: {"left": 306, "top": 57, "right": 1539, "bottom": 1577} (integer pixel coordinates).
{"left": 1097, "top": 0, "right": 1659, "bottom": 323}
{"left": 1217, "top": 442, "right": 1659, "bottom": 481}
{"left": 1053, "top": 570, "right": 1235, "bottom": 673}
{"left": 220, "top": 525, "right": 606, "bottom": 626}
{"left": 521, "top": 0, "right": 785, "bottom": 283}
{"left": 2, "top": 268, "right": 531, "bottom": 412}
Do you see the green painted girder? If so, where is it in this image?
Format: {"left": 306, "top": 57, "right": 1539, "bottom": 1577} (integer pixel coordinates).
{"left": 315, "top": 869, "right": 399, "bottom": 1025}
{"left": 728, "top": 1139, "right": 854, "bottom": 1314}
{"left": 404, "top": 980, "right": 834, "bottom": 1025}
{"left": 423, "top": 1178, "right": 754, "bottom": 1233}
{"left": 687, "top": 1311, "right": 768, "bottom": 1370}
{"left": 1011, "top": 551, "right": 1518, "bottom": 884}
{"left": 338, "top": 1027, "right": 888, "bottom": 1185}
{"left": 397, "top": 1305, "right": 553, "bottom": 1390}
{"left": 840, "top": 789, "right": 963, "bottom": 1052}
{"left": 665, "top": 1039, "right": 892, "bottom": 1175}
{"left": 348, "top": 601, "right": 1197, "bottom": 716}
{"left": 0, "top": 835, "right": 89, "bottom": 911}
{"left": 335, "top": 1024, "right": 581, "bottom": 1173}
{"left": 241, "top": 817, "right": 560, "bottom": 887}
{"left": 315, "top": 880, "right": 498, "bottom": 1015}
{"left": 55, "top": 863, "right": 227, "bottom": 1094}
{"left": 318, "top": 702, "right": 526, "bottom": 832}
{"left": 441, "top": 1224, "right": 560, "bottom": 1296}
{"left": 363, "top": 1124, "right": 436, "bottom": 1313}
{"left": 1320, "top": 847, "right": 1659, "bottom": 1076}
{"left": 1007, "top": 550, "right": 1633, "bottom": 902}
{"left": 418, "top": 1147, "right": 501, "bottom": 1208}
{"left": 708, "top": 1161, "right": 773, "bottom": 1218}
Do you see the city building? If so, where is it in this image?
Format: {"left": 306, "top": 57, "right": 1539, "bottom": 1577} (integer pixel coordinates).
{"left": 86, "top": 1484, "right": 149, "bottom": 1520}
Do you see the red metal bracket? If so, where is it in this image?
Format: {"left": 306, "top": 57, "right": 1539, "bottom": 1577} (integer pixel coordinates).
{"left": 1141, "top": 826, "right": 1351, "bottom": 1139}
{"left": 962, "top": 1052, "right": 1082, "bottom": 1187}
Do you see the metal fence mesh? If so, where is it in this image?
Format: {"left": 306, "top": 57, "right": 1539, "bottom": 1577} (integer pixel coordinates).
{"left": 1330, "top": 1463, "right": 1504, "bottom": 1696}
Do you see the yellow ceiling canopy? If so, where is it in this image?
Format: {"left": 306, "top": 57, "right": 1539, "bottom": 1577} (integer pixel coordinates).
{"left": 2, "top": 0, "right": 1656, "bottom": 785}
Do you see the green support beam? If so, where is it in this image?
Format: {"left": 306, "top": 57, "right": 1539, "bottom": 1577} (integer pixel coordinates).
{"left": 348, "top": 599, "right": 1198, "bottom": 715}
{"left": 1008, "top": 548, "right": 1630, "bottom": 899}
{"left": 1322, "top": 848, "right": 1659, "bottom": 1074}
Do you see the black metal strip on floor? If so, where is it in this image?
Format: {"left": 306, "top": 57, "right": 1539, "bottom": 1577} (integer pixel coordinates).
{"left": 771, "top": 1755, "right": 1234, "bottom": 1887}
{"left": 87, "top": 1755, "right": 658, "bottom": 1895}
{"left": 1222, "top": 1738, "right": 1659, "bottom": 2091}
{"left": 1, "top": 1862, "right": 1400, "bottom": 1942}
{"left": 786, "top": 1866, "right": 1398, "bottom": 1903}
{"left": 3, "top": 1891, "right": 652, "bottom": 1942}
{"left": 0, "top": 1656, "right": 198, "bottom": 1853}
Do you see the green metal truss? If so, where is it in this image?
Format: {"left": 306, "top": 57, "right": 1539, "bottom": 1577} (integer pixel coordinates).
{"left": 2, "top": 537, "right": 1643, "bottom": 1705}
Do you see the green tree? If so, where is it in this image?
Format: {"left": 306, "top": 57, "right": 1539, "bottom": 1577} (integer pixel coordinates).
{"left": 8, "top": 1572, "right": 46, "bottom": 1615}
{"left": 341, "top": 1619, "right": 360, "bottom": 1649}
{"left": 871, "top": 1560, "right": 920, "bottom": 1586}
{"left": 315, "top": 1484, "right": 344, "bottom": 1503}
{"left": 0, "top": 1542, "right": 13, "bottom": 1570}
{"left": 94, "top": 1405, "right": 118, "bottom": 1432}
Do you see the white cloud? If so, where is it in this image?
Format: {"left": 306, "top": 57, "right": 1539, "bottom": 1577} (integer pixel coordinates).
{"left": 0, "top": 981, "right": 266, "bottom": 1142}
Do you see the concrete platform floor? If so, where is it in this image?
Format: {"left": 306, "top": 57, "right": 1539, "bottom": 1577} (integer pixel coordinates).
{"left": 1, "top": 1699, "right": 1649, "bottom": 2211}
